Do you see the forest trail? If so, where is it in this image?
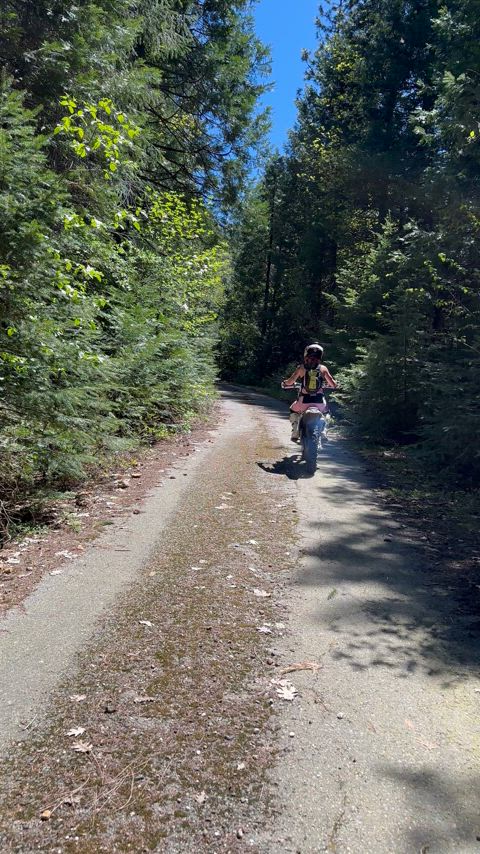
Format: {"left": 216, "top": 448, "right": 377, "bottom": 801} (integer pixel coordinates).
{"left": 0, "top": 389, "right": 479, "bottom": 852}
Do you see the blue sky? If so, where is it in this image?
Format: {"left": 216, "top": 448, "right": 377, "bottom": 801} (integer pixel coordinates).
{"left": 254, "top": 0, "right": 320, "bottom": 150}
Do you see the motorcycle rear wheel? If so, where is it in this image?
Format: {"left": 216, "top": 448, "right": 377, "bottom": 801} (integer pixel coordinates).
{"left": 302, "top": 424, "right": 320, "bottom": 473}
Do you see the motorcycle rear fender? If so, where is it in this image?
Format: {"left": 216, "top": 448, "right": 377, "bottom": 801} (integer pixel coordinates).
{"left": 301, "top": 409, "right": 326, "bottom": 436}
{"left": 302, "top": 408, "right": 323, "bottom": 419}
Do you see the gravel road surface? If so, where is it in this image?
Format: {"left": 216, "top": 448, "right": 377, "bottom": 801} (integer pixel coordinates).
{"left": 257, "top": 391, "right": 480, "bottom": 854}
{"left": 0, "top": 388, "right": 479, "bottom": 853}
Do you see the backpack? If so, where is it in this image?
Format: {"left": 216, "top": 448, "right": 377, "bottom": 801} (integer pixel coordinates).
{"left": 303, "top": 366, "right": 323, "bottom": 395}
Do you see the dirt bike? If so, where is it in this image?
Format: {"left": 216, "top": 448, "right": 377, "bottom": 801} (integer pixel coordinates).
{"left": 281, "top": 382, "right": 334, "bottom": 474}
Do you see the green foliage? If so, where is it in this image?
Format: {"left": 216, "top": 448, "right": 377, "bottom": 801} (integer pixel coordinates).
{"left": 0, "top": 1, "right": 269, "bottom": 533}
{"left": 221, "top": 0, "right": 480, "bottom": 487}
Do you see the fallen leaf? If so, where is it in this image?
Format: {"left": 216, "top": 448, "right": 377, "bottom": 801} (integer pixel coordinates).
{"left": 69, "top": 694, "right": 86, "bottom": 703}
{"left": 215, "top": 504, "right": 231, "bottom": 510}
{"left": 40, "top": 809, "right": 52, "bottom": 821}
{"left": 236, "top": 762, "right": 246, "bottom": 771}
{"left": 50, "top": 570, "right": 63, "bottom": 576}
{"left": 257, "top": 625, "right": 273, "bottom": 634}
{"left": 134, "top": 695, "right": 155, "bottom": 704}
{"left": 71, "top": 741, "right": 92, "bottom": 753}
{"left": 276, "top": 685, "right": 297, "bottom": 701}
{"left": 67, "top": 727, "right": 85, "bottom": 737}
{"left": 405, "top": 719, "right": 415, "bottom": 731}
{"left": 327, "top": 588, "right": 337, "bottom": 600}
{"left": 253, "top": 588, "right": 270, "bottom": 598}
{"left": 280, "top": 660, "right": 321, "bottom": 675}
{"left": 273, "top": 679, "right": 298, "bottom": 701}
{"left": 248, "top": 539, "right": 258, "bottom": 545}
{"left": 139, "top": 620, "right": 154, "bottom": 628}
{"left": 194, "top": 790, "right": 207, "bottom": 805}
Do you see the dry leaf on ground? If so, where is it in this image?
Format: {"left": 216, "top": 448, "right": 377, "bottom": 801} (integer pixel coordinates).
{"left": 257, "top": 625, "right": 273, "bottom": 634}
{"left": 66, "top": 727, "right": 85, "bottom": 737}
{"left": 253, "top": 588, "right": 270, "bottom": 598}
{"left": 71, "top": 741, "right": 93, "bottom": 753}
{"left": 139, "top": 620, "right": 154, "bottom": 628}
{"left": 69, "top": 695, "right": 86, "bottom": 703}
{"left": 133, "top": 695, "right": 155, "bottom": 705}
{"left": 273, "top": 679, "right": 298, "bottom": 701}
{"left": 194, "top": 791, "right": 207, "bottom": 805}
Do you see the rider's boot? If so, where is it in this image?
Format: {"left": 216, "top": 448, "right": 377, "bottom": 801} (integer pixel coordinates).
{"left": 290, "top": 412, "right": 300, "bottom": 442}
{"left": 320, "top": 414, "right": 330, "bottom": 442}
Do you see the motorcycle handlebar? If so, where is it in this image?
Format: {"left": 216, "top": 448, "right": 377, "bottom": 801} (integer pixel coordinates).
{"left": 281, "top": 382, "right": 340, "bottom": 391}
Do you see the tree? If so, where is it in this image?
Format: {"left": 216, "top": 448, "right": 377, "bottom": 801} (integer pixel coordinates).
{"left": 0, "top": 1, "right": 270, "bottom": 535}
{"left": 221, "top": 0, "right": 480, "bottom": 484}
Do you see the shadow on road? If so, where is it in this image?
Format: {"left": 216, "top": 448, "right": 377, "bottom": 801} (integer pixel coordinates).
{"left": 221, "top": 387, "right": 480, "bottom": 850}
{"left": 257, "top": 456, "right": 316, "bottom": 480}
{"left": 222, "top": 384, "right": 480, "bottom": 683}
{"left": 297, "top": 442, "right": 480, "bottom": 683}
{"left": 380, "top": 765, "right": 480, "bottom": 852}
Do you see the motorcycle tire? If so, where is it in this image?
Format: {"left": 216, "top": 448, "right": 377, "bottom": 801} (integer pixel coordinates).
{"left": 302, "top": 423, "right": 320, "bottom": 474}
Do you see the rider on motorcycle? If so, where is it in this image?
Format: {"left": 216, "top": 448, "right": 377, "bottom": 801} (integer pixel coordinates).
{"left": 282, "top": 343, "right": 337, "bottom": 442}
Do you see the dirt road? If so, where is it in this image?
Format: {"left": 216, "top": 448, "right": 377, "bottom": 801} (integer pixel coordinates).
{"left": 0, "top": 388, "right": 479, "bottom": 852}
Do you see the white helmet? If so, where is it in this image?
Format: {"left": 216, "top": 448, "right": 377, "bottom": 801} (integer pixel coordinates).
{"left": 304, "top": 343, "right": 324, "bottom": 361}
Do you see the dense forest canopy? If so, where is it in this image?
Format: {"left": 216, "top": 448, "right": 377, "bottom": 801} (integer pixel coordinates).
{"left": 220, "top": 0, "right": 480, "bottom": 485}
{"left": 0, "top": 0, "right": 269, "bottom": 534}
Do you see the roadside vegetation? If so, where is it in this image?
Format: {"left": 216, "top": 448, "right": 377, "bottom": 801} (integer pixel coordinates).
{"left": 0, "top": 0, "right": 270, "bottom": 539}
{"left": 220, "top": 0, "right": 480, "bottom": 490}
